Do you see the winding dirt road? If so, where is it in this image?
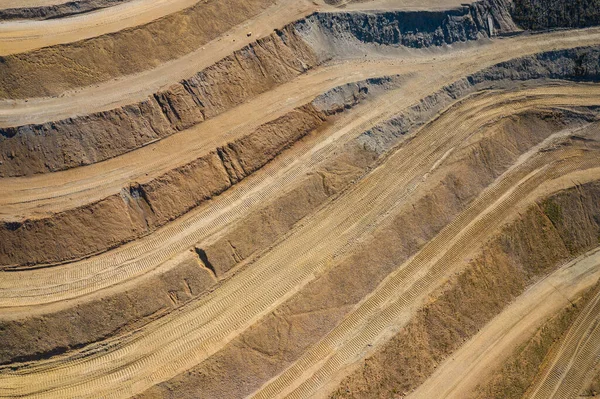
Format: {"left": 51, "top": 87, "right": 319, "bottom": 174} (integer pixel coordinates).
{"left": 409, "top": 248, "right": 600, "bottom": 399}
{"left": 526, "top": 269, "right": 600, "bottom": 399}
{"left": 1, "top": 86, "right": 599, "bottom": 399}
{"left": 3, "top": 2, "right": 600, "bottom": 398}
{"left": 3, "top": 28, "right": 600, "bottom": 223}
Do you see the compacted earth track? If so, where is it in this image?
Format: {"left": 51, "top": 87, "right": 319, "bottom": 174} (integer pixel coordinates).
{"left": 2, "top": 0, "right": 600, "bottom": 398}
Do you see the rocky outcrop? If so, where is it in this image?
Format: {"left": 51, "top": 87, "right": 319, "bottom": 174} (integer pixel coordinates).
{"left": 512, "top": 0, "right": 600, "bottom": 30}
{"left": 297, "top": 5, "right": 499, "bottom": 61}
{"left": 311, "top": 76, "right": 404, "bottom": 115}
{"left": 359, "top": 45, "right": 600, "bottom": 155}
{"left": 307, "top": 9, "right": 484, "bottom": 47}
{"left": 0, "top": 0, "right": 129, "bottom": 21}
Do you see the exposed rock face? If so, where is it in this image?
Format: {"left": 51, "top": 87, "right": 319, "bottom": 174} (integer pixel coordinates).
{"left": 473, "top": 0, "right": 519, "bottom": 33}
{"left": 0, "top": 0, "right": 129, "bottom": 20}
{"left": 306, "top": 8, "right": 484, "bottom": 48}
{"left": 512, "top": 0, "right": 600, "bottom": 30}
{"left": 470, "top": 46, "right": 600, "bottom": 82}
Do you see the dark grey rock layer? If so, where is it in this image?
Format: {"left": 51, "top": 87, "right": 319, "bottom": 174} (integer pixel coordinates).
{"left": 512, "top": 0, "right": 600, "bottom": 30}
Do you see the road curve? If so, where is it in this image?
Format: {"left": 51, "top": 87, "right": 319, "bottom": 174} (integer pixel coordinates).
{"left": 408, "top": 248, "right": 600, "bottom": 399}
{"left": 0, "top": 86, "right": 599, "bottom": 399}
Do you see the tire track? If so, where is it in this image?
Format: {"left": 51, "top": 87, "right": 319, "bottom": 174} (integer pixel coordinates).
{"left": 249, "top": 131, "right": 600, "bottom": 399}
{"left": 527, "top": 269, "right": 600, "bottom": 399}
{"left": 0, "top": 88, "right": 597, "bottom": 399}
{"left": 1, "top": 86, "right": 594, "bottom": 314}
{"left": 2, "top": 28, "right": 599, "bottom": 221}
{"left": 406, "top": 248, "right": 600, "bottom": 399}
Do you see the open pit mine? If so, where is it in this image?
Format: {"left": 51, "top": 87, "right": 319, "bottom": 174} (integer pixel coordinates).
{"left": 2, "top": 0, "right": 600, "bottom": 398}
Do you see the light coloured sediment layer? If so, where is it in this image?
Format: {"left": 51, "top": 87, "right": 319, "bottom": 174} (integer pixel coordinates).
{"left": 409, "top": 248, "right": 600, "bottom": 399}
{"left": 0, "top": 87, "right": 598, "bottom": 399}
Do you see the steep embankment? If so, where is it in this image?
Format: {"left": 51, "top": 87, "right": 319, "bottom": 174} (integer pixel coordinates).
{"left": 0, "top": 99, "right": 585, "bottom": 366}
{"left": 4, "top": 41, "right": 600, "bottom": 268}
{"left": 0, "top": 5, "right": 495, "bottom": 176}
{"left": 1, "top": 90, "right": 596, "bottom": 397}
{"left": 0, "top": 25, "right": 318, "bottom": 177}
{"left": 0, "top": 77, "right": 400, "bottom": 267}
{"left": 0, "top": 0, "right": 277, "bottom": 97}
{"left": 0, "top": 104, "right": 325, "bottom": 267}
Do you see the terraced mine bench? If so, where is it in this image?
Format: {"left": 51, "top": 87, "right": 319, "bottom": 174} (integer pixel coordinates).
{"left": 1, "top": 1, "right": 600, "bottom": 398}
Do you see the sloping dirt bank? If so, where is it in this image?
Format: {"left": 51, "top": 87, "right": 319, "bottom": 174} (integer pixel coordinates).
{"left": 0, "top": 78, "right": 395, "bottom": 267}
{"left": 0, "top": 0, "right": 277, "bottom": 97}
{"left": 329, "top": 178, "right": 600, "bottom": 399}
{"left": 0, "top": 24, "right": 318, "bottom": 177}
{"left": 473, "top": 281, "right": 600, "bottom": 399}
{"left": 0, "top": 2, "right": 489, "bottom": 100}
{"left": 2, "top": 43, "right": 600, "bottom": 266}
{"left": 134, "top": 122, "right": 600, "bottom": 399}
{"left": 0, "top": 5, "right": 492, "bottom": 176}
{"left": 0, "top": 99, "right": 591, "bottom": 394}
{"left": 0, "top": 105, "right": 325, "bottom": 267}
